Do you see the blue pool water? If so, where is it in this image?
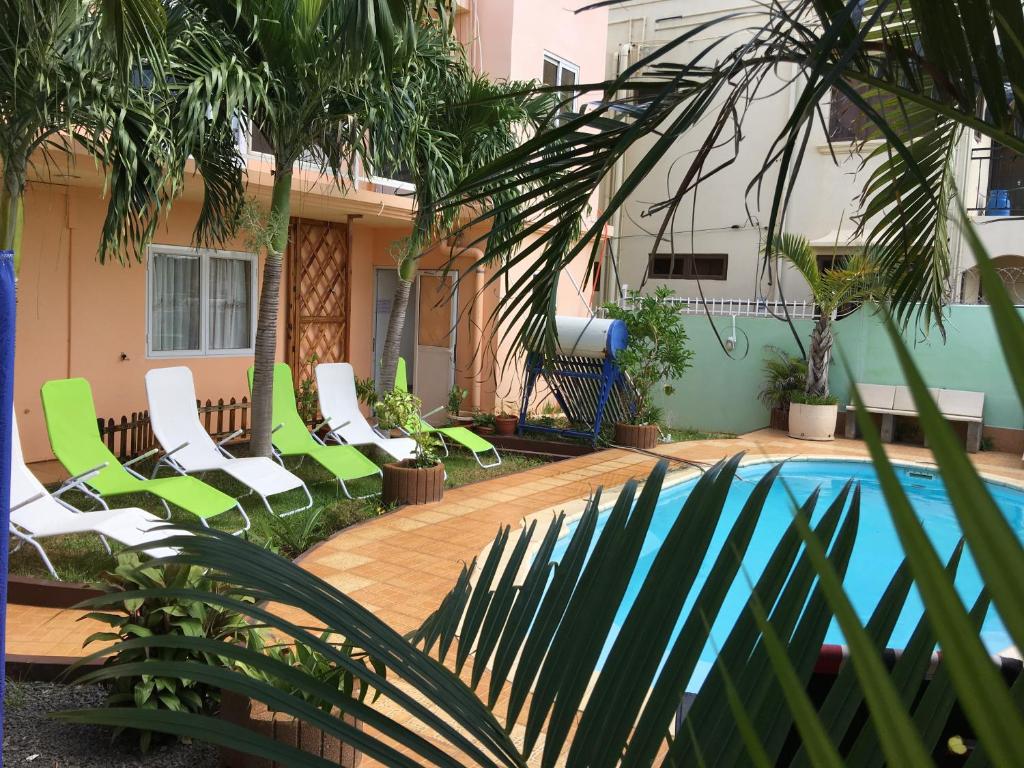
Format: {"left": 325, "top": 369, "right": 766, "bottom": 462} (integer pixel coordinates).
{"left": 550, "top": 460, "right": 1024, "bottom": 691}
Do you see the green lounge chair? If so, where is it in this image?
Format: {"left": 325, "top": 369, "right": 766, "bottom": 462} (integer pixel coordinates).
{"left": 247, "top": 363, "right": 382, "bottom": 498}
{"left": 394, "top": 358, "right": 501, "bottom": 468}
{"left": 40, "top": 378, "right": 249, "bottom": 532}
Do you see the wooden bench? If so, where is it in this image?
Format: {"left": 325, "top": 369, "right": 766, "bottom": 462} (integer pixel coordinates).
{"left": 845, "top": 384, "right": 985, "bottom": 452}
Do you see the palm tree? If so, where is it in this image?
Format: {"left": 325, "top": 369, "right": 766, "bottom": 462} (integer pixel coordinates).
{"left": 188, "top": 0, "right": 438, "bottom": 457}
{"left": 442, "top": 0, "right": 1024, "bottom": 356}
{"left": 771, "top": 233, "right": 885, "bottom": 399}
{"left": 367, "top": 20, "right": 548, "bottom": 393}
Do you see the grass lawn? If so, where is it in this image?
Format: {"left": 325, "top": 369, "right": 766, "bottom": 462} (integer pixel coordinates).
{"left": 11, "top": 447, "right": 546, "bottom": 582}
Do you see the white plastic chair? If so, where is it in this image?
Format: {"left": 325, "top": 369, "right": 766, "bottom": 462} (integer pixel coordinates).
{"left": 9, "top": 411, "right": 184, "bottom": 579}
{"left": 315, "top": 363, "right": 417, "bottom": 462}
{"left": 145, "top": 367, "right": 312, "bottom": 516}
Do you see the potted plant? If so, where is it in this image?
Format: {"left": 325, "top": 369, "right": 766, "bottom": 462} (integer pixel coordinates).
{"left": 604, "top": 286, "right": 694, "bottom": 449}
{"left": 446, "top": 385, "right": 471, "bottom": 426}
{"left": 758, "top": 346, "right": 808, "bottom": 430}
{"left": 771, "top": 233, "right": 884, "bottom": 441}
{"left": 375, "top": 389, "right": 445, "bottom": 505}
{"left": 471, "top": 409, "right": 496, "bottom": 435}
{"left": 221, "top": 631, "right": 379, "bottom": 768}
{"left": 494, "top": 400, "right": 518, "bottom": 436}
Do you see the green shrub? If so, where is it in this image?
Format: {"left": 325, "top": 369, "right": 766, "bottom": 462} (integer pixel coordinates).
{"left": 603, "top": 286, "right": 694, "bottom": 425}
{"left": 84, "top": 557, "right": 258, "bottom": 751}
{"left": 789, "top": 391, "right": 839, "bottom": 406}
{"left": 375, "top": 389, "right": 441, "bottom": 468}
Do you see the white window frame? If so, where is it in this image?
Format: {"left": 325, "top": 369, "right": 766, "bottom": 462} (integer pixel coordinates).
{"left": 543, "top": 52, "right": 581, "bottom": 112}
{"left": 146, "top": 244, "right": 258, "bottom": 359}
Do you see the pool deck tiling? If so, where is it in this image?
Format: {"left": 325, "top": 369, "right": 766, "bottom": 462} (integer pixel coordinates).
{"left": 7, "top": 429, "right": 1024, "bottom": 760}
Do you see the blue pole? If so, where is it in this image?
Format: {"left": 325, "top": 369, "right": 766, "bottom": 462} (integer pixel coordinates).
{"left": 0, "top": 249, "right": 15, "bottom": 765}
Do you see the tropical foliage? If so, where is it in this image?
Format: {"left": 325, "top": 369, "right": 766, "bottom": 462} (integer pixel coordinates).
{"left": 442, "top": 0, "right": 1024, "bottom": 356}
{"left": 369, "top": 18, "right": 551, "bottom": 391}
{"left": 57, "top": 242, "right": 1024, "bottom": 762}
{"left": 374, "top": 388, "right": 440, "bottom": 468}
{"left": 771, "top": 233, "right": 885, "bottom": 399}
{"left": 604, "top": 286, "right": 694, "bottom": 425}
{"left": 758, "top": 346, "right": 809, "bottom": 413}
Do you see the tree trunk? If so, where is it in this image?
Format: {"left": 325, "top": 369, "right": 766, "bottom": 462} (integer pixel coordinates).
{"left": 377, "top": 257, "right": 416, "bottom": 393}
{"left": 249, "top": 166, "right": 293, "bottom": 457}
{"left": 1, "top": 158, "right": 25, "bottom": 264}
{"left": 806, "top": 313, "right": 833, "bottom": 398}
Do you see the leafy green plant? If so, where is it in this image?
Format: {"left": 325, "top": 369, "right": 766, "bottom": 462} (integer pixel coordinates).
{"left": 603, "top": 286, "right": 694, "bottom": 425}
{"left": 375, "top": 389, "right": 440, "bottom": 468}
{"left": 447, "top": 384, "right": 468, "bottom": 417}
{"left": 258, "top": 508, "right": 326, "bottom": 560}
{"left": 232, "top": 631, "right": 383, "bottom": 713}
{"left": 758, "top": 346, "right": 808, "bottom": 412}
{"left": 354, "top": 376, "right": 378, "bottom": 409}
{"left": 294, "top": 353, "right": 320, "bottom": 423}
{"left": 80, "top": 557, "right": 258, "bottom": 751}
{"left": 471, "top": 409, "right": 495, "bottom": 428}
{"left": 790, "top": 392, "right": 840, "bottom": 407}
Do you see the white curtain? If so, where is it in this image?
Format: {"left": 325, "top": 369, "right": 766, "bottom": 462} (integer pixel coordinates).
{"left": 209, "top": 257, "right": 252, "bottom": 350}
{"left": 150, "top": 253, "right": 200, "bottom": 352}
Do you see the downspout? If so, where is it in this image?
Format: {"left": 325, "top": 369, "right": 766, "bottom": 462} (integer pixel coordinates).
{"left": 471, "top": 265, "right": 485, "bottom": 409}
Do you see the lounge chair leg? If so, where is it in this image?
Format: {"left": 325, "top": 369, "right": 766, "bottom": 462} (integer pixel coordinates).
{"left": 474, "top": 448, "right": 502, "bottom": 469}
{"left": 99, "top": 534, "right": 112, "bottom": 555}
{"left": 160, "top": 499, "right": 173, "bottom": 520}
{"left": 14, "top": 531, "right": 60, "bottom": 580}
{"left": 337, "top": 475, "right": 380, "bottom": 501}
{"left": 277, "top": 483, "right": 314, "bottom": 518}
{"left": 232, "top": 503, "right": 251, "bottom": 535}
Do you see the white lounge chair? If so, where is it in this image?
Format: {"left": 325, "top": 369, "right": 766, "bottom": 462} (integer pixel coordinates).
{"left": 145, "top": 367, "right": 312, "bottom": 516}
{"left": 315, "top": 363, "right": 417, "bottom": 463}
{"left": 9, "top": 411, "right": 183, "bottom": 579}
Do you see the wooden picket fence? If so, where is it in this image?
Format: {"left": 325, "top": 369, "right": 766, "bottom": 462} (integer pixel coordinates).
{"left": 96, "top": 396, "right": 252, "bottom": 461}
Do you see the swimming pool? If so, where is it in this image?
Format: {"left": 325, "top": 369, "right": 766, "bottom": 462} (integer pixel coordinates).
{"left": 549, "top": 459, "right": 1024, "bottom": 691}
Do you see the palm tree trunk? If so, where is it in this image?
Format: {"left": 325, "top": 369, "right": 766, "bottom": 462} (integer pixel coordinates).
{"left": 378, "top": 257, "right": 416, "bottom": 393}
{"left": 806, "top": 313, "right": 833, "bottom": 398}
{"left": 1, "top": 159, "right": 25, "bottom": 264}
{"left": 249, "top": 165, "right": 293, "bottom": 457}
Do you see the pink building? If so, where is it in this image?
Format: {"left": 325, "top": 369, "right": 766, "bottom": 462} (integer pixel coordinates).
{"left": 13, "top": 1, "right": 610, "bottom": 461}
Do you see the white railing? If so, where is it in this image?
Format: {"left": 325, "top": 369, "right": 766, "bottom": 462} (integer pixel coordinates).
{"left": 618, "top": 295, "right": 821, "bottom": 319}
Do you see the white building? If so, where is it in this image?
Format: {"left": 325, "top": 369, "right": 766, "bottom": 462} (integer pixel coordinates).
{"left": 601, "top": 0, "right": 1024, "bottom": 311}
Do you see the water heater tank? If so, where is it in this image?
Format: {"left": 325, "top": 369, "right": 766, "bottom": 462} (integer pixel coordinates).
{"left": 553, "top": 316, "right": 628, "bottom": 359}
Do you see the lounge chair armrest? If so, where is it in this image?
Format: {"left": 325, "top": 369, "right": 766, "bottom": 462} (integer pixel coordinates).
{"left": 163, "top": 442, "right": 190, "bottom": 460}
{"left": 52, "top": 461, "right": 109, "bottom": 498}
{"left": 123, "top": 447, "right": 159, "bottom": 469}
{"left": 217, "top": 429, "right": 245, "bottom": 447}
{"left": 318, "top": 417, "right": 350, "bottom": 433}
{"left": 272, "top": 423, "right": 285, "bottom": 434}
{"left": 422, "top": 405, "right": 445, "bottom": 421}
{"left": 10, "top": 492, "right": 45, "bottom": 513}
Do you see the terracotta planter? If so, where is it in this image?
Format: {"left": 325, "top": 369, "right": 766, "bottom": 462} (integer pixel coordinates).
{"left": 494, "top": 415, "right": 518, "bottom": 436}
{"left": 614, "top": 422, "right": 659, "bottom": 449}
{"left": 219, "top": 690, "right": 362, "bottom": 768}
{"left": 473, "top": 424, "right": 495, "bottom": 436}
{"left": 449, "top": 415, "right": 474, "bottom": 428}
{"left": 788, "top": 402, "right": 839, "bottom": 441}
{"left": 381, "top": 460, "right": 445, "bottom": 506}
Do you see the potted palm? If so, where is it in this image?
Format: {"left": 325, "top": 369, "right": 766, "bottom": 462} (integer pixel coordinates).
{"left": 604, "top": 287, "right": 694, "bottom": 448}
{"left": 447, "top": 385, "right": 472, "bottom": 427}
{"left": 771, "top": 233, "right": 884, "bottom": 441}
{"left": 494, "top": 400, "right": 518, "bottom": 436}
{"left": 375, "top": 390, "right": 445, "bottom": 505}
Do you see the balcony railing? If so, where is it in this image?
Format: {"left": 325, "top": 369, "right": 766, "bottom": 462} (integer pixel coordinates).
{"left": 969, "top": 145, "right": 1024, "bottom": 216}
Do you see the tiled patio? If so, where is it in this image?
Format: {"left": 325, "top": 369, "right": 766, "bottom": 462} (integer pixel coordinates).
{"left": 7, "top": 429, "right": 1024, "bottom": 761}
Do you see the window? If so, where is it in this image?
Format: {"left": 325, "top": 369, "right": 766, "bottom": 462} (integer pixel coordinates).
{"left": 147, "top": 246, "right": 256, "bottom": 357}
{"left": 648, "top": 253, "right": 728, "bottom": 280}
{"left": 816, "top": 253, "right": 851, "bottom": 273}
{"left": 828, "top": 84, "right": 884, "bottom": 142}
{"left": 543, "top": 53, "right": 580, "bottom": 117}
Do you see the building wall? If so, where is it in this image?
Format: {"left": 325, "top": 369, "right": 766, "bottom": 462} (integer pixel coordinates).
{"left": 603, "top": 0, "right": 1022, "bottom": 306}
{"left": 655, "top": 305, "right": 1024, "bottom": 445}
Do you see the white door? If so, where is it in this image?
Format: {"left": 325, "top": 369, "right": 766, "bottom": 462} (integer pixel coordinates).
{"left": 372, "top": 269, "right": 457, "bottom": 424}
{"left": 414, "top": 272, "right": 457, "bottom": 425}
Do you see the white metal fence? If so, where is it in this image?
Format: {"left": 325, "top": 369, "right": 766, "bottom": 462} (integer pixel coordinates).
{"left": 615, "top": 295, "right": 822, "bottom": 319}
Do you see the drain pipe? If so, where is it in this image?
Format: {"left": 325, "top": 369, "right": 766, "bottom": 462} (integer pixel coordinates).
{"left": 471, "top": 264, "right": 486, "bottom": 410}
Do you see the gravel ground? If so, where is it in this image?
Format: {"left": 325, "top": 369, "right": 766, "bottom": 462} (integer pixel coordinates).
{"left": 3, "top": 682, "right": 220, "bottom": 768}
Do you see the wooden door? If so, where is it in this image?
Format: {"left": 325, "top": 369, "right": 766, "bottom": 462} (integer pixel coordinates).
{"left": 286, "top": 218, "right": 351, "bottom": 384}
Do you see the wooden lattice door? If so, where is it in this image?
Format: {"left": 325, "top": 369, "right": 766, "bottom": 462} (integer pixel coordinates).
{"left": 286, "top": 218, "right": 351, "bottom": 383}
